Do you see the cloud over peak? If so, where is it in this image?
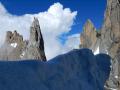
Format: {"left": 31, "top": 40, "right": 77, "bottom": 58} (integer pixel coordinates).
{"left": 0, "top": 2, "right": 78, "bottom": 59}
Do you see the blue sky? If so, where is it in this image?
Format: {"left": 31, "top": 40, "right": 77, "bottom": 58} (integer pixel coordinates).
{"left": 0, "top": 0, "right": 106, "bottom": 33}
{"left": 0, "top": 0, "right": 107, "bottom": 59}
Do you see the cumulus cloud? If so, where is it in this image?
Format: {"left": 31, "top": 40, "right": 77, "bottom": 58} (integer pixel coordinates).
{"left": 0, "top": 2, "right": 78, "bottom": 59}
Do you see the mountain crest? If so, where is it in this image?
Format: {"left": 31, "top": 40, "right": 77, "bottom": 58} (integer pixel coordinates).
{"left": 31, "top": 17, "right": 40, "bottom": 27}
{"left": 24, "top": 17, "right": 46, "bottom": 61}
{"left": 80, "top": 19, "right": 97, "bottom": 49}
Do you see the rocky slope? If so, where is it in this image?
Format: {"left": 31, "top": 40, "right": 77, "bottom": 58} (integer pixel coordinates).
{"left": 0, "top": 49, "right": 111, "bottom": 90}
{"left": 80, "top": 0, "right": 120, "bottom": 89}
{"left": 0, "top": 18, "right": 46, "bottom": 61}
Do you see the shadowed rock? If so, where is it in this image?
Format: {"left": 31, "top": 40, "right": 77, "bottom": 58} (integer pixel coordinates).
{"left": 0, "top": 49, "right": 111, "bottom": 90}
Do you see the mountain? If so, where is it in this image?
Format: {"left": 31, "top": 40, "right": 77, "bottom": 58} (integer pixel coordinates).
{"left": 0, "top": 17, "right": 46, "bottom": 61}
{"left": 80, "top": 19, "right": 98, "bottom": 51}
{"left": 0, "top": 30, "right": 27, "bottom": 60}
{"left": 80, "top": 0, "right": 120, "bottom": 89}
{"left": 23, "top": 17, "right": 46, "bottom": 61}
{"left": 0, "top": 49, "right": 111, "bottom": 90}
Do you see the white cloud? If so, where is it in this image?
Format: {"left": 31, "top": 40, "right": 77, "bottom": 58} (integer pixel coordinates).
{"left": 64, "top": 34, "right": 80, "bottom": 50}
{"left": 0, "top": 2, "right": 78, "bottom": 59}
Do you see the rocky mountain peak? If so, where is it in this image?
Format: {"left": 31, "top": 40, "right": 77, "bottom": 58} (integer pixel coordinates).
{"left": 0, "top": 30, "right": 27, "bottom": 60}
{"left": 103, "top": 0, "right": 120, "bottom": 89}
{"left": 24, "top": 17, "right": 46, "bottom": 61}
{"left": 0, "top": 17, "right": 46, "bottom": 61}
{"left": 30, "top": 17, "right": 43, "bottom": 45}
{"left": 80, "top": 19, "right": 97, "bottom": 50}
{"left": 83, "top": 19, "right": 95, "bottom": 35}
{"left": 107, "top": 0, "right": 119, "bottom": 7}
{"left": 80, "top": 0, "right": 120, "bottom": 89}
{"left": 84, "top": 19, "right": 94, "bottom": 28}
{"left": 104, "top": 0, "right": 120, "bottom": 42}
{"left": 31, "top": 17, "right": 40, "bottom": 27}
{"left": 5, "top": 30, "right": 23, "bottom": 44}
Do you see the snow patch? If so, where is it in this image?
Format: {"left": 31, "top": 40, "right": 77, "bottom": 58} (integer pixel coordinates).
{"left": 110, "top": 65, "right": 112, "bottom": 69}
{"left": 11, "top": 43, "right": 17, "bottom": 48}
{"left": 104, "top": 86, "right": 117, "bottom": 90}
{"left": 109, "top": 88, "right": 117, "bottom": 90}
{"left": 115, "top": 75, "right": 118, "bottom": 79}
{"left": 105, "top": 49, "right": 109, "bottom": 55}
{"left": 94, "top": 46, "right": 99, "bottom": 55}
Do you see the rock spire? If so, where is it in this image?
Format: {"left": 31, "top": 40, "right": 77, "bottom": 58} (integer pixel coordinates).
{"left": 24, "top": 17, "right": 46, "bottom": 61}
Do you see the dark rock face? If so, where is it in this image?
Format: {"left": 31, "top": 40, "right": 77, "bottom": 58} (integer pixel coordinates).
{"left": 80, "top": 0, "right": 120, "bottom": 89}
{"left": 0, "top": 18, "right": 46, "bottom": 61}
{"left": 0, "top": 49, "right": 111, "bottom": 90}
{"left": 23, "top": 18, "right": 46, "bottom": 61}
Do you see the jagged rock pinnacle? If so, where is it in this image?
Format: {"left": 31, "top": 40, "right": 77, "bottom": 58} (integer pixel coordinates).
{"left": 80, "top": 0, "right": 120, "bottom": 89}
{"left": 31, "top": 17, "right": 40, "bottom": 27}
{"left": 1, "top": 30, "right": 27, "bottom": 60}
{"left": 24, "top": 17, "right": 46, "bottom": 61}
{"left": 80, "top": 19, "right": 97, "bottom": 50}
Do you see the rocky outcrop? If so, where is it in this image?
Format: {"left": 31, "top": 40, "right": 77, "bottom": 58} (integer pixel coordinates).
{"left": 5, "top": 30, "right": 24, "bottom": 44}
{"left": 0, "top": 17, "right": 46, "bottom": 61}
{"left": 23, "top": 17, "right": 46, "bottom": 61}
{"left": 80, "top": 19, "right": 102, "bottom": 55}
{"left": 0, "top": 31, "right": 27, "bottom": 60}
{"left": 101, "top": 0, "right": 120, "bottom": 89}
{"left": 80, "top": 19, "right": 99, "bottom": 52}
{"left": 80, "top": 0, "right": 120, "bottom": 89}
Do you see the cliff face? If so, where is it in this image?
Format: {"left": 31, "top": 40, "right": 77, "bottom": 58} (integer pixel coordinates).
{"left": 0, "top": 18, "right": 46, "bottom": 61}
{"left": 80, "top": 0, "right": 120, "bottom": 89}
{"left": 101, "top": 0, "right": 120, "bottom": 89}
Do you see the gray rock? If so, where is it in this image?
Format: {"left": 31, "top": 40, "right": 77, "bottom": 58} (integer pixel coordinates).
{"left": 80, "top": 0, "right": 120, "bottom": 89}
{"left": 23, "top": 17, "right": 46, "bottom": 61}
{"left": 100, "top": 0, "right": 120, "bottom": 89}
{"left": 0, "top": 17, "right": 46, "bottom": 62}
{"left": 0, "top": 30, "right": 26, "bottom": 61}
{"left": 80, "top": 19, "right": 100, "bottom": 52}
